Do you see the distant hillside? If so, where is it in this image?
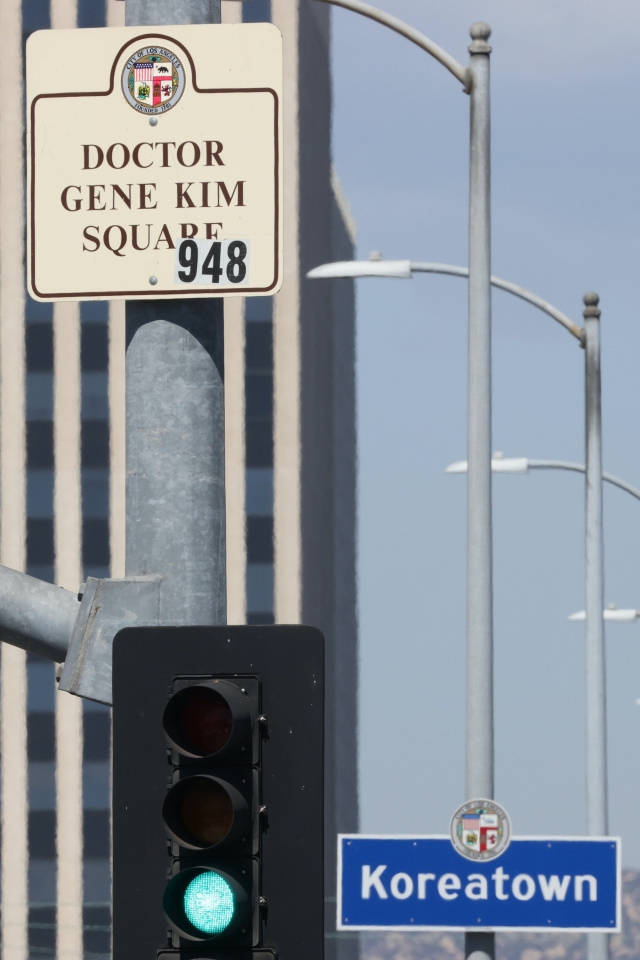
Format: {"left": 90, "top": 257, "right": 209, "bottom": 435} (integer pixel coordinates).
{"left": 360, "top": 870, "right": 640, "bottom": 960}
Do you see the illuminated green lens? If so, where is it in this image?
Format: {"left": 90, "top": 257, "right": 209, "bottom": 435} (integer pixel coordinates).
{"left": 183, "top": 872, "right": 234, "bottom": 934}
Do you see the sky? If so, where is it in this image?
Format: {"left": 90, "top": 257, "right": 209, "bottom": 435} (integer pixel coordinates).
{"left": 327, "top": 0, "right": 640, "bottom": 865}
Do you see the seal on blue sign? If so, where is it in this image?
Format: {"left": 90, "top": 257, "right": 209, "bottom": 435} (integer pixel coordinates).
{"left": 450, "top": 798, "right": 511, "bottom": 861}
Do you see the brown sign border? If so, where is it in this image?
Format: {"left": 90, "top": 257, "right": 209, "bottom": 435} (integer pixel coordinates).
{"left": 29, "top": 32, "right": 280, "bottom": 300}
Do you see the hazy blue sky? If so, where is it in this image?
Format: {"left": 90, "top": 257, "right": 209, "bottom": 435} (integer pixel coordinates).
{"left": 327, "top": 0, "right": 640, "bottom": 864}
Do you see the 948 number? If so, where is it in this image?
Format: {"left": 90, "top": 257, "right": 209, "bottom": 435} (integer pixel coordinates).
{"left": 177, "top": 238, "right": 248, "bottom": 285}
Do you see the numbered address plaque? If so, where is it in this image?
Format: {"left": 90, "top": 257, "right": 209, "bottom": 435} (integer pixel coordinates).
{"left": 27, "top": 23, "right": 282, "bottom": 301}
{"left": 174, "top": 237, "right": 250, "bottom": 286}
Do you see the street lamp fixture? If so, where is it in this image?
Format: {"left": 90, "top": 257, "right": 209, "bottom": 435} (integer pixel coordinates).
{"left": 569, "top": 606, "right": 640, "bottom": 623}
{"left": 447, "top": 453, "right": 640, "bottom": 623}
{"left": 446, "top": 452, "right": 640, "bottom": 501}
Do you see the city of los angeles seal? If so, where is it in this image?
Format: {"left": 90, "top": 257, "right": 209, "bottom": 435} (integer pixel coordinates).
{"left": 122, "top": 46, "right": 185, "bottom": 115}
{"left": 450, "top": 799, "right": 511, "bottom": 861}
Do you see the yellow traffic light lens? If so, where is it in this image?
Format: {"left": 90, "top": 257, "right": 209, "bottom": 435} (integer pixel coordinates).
{"left": 183, "top": 871, "right": 235, "bottom": 935}
{"left": 180, "top": 687, "right": 233, "bottom": 755}
{"left": 163, "top": 774, "right": 251, "bottom": 851}
{"left": 180, "top": 777, "right": 234, "bottom": 846}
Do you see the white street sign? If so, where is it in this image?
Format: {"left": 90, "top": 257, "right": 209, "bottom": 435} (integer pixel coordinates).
{"left": 27, "top": 23, "right": 282, "bottom": 301}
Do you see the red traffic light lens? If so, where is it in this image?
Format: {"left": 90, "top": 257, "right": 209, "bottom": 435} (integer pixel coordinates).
{"left": 180, "top": 687, "right": 232, "bottom": 755}
{"left": 163, "top": 680, "right": 254, "bottom": 760}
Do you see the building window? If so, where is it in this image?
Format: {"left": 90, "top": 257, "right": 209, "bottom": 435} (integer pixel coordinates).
{"left": 245, "top": 298, "right": 274, "bottom": 624}
{"left": 26, "top": 299, "right": 54, "bottom": 584}
{"left": 81, "top": 302, "right": 110, "bottom": 580}
{"left": 27, "top": 653, "right": 56, "bottom": 958}
{"left": 243, "top": 0, "right": 271, "bottom": 22}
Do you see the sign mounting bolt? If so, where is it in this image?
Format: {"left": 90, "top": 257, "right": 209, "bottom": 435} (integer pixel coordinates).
{"left": 149, "top": 276, "right": 158, "bottom": 285}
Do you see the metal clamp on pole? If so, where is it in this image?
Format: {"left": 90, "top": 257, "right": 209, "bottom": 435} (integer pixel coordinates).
{"left": 58, "top": 575, "right": 163, "bottom": 705}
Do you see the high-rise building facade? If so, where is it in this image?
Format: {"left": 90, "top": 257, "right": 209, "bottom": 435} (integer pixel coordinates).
{"left": 0, "top": 2, "right": 358, "bottom": 960}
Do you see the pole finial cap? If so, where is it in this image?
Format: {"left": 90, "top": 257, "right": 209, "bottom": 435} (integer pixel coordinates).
{"left": 470, "top": 22, "right": 491, "bottom": 41}
{"left": 583, "top": 292, "right": 601, "bottom": 321}
{"left": 469, "top": 22, "right": 491, "bottom": 55}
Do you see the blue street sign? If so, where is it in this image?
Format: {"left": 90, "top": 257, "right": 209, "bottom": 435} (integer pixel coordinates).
{"left": 338, "top": 835, "right": 620, "bottom": 932}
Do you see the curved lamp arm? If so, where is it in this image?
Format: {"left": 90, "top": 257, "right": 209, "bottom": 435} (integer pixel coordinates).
{"left": 527, "top": 460, "right": 640, "bottom": 502}
{"left": 312, "top": 0, "right": 472, "bottom": 92}
{"left": 410, "top": 263, "right": 585, "bottom": 344}
{"left": 307, "top": 259, "right": 585, "bottom": 344}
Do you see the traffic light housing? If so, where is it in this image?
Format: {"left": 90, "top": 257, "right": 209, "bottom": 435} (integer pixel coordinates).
{"left": 112, "top": 626, "right": 324, "bottom": 960}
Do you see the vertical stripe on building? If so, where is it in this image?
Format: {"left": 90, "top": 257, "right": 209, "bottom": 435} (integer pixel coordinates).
{"left": 222, "top": 0, "right": 246, "bottom": 625}
{"left": 221, "top": 0, "right": 242, "bottom": 23}
{"left": 50, "top": 0, "right": 76, "bottom": 28}
{"left": 54, "top": 304, "right": 82, "bottom": 590}
{"left": 109, "top": 302, "right": 126, "bottom": 579}
{"left": 0, "top": 0, "right": 27, "bottom": 573}
{"left": 48, "top": 2, "right": 82, "bottom": 955}
{"left": 50, "top": 0, "right": 83, "bottom": 951}
{"left": 106, "top": 0, "right": 124, "bottom": 26}
{"left": 1, "top": 648, "right": 28, "bottom": 960}
{"left": 271, "top": 0, "right": 302, "bottom": 624}
{"left": 54, "top": 299, "right": 83, "bottom": 960}
{"left": 0, "top": 0, "right": 28, "bottom": 952}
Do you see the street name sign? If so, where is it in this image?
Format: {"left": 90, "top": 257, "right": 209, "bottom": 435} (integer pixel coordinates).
{"left": 338, "top": 835, "right": 620, "bottom": 932}
{"left": 27, "top": 24, "right": 282, "bottom": 301}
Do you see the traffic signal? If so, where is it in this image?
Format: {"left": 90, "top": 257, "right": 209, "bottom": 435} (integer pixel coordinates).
{"left": 112, "top": 626, "right": 324, "bottom": 960}
{"left": 161, "top": 677, "right": 259, "bottom": 945}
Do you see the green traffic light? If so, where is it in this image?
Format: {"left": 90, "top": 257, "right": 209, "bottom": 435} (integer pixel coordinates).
{"left": 183, "top": 871, "right": 235, "bottom": 935}
{"left": 163, "top": 864, "right": 249, "bottom": 941}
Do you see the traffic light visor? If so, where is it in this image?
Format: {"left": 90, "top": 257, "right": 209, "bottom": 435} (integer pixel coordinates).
{"left": 163, "top": 866, "right": 250, "bottom": 941}
{"left": 163, "top": 681, "right": 254, "bottom": 759}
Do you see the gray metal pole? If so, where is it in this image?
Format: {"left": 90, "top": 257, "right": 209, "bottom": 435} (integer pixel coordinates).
{"left": 465, "top": 22, "right": 493, "bottom": 960}
{"left": 124, "top": 0, "right": 226, "bottom": 625}
{"left": 583, "top": 292, "right": 609, "bottom": 960}
{"left": 126, "top": 0, "right": 220, "bottom": 24}
{"left": 465, "top": 21, "right": 493, "bottom": 805}
{"left": 126, "top": 305, "right": 226, "bottom": 624}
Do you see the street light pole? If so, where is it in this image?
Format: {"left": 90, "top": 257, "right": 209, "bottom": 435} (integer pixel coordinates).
{"left": 307, "top": 9, "right": 495, "bottom": 956}
{"left": 583, "top": 293, "right": 608, "bottom": 960}
{"left": 465, "top": 24, "right": 494, "bottom": 960}
{"left": 446, "top": 293, "right": 607, "bottom": 960}
{"left": 466, "top": 21, "right": 493, "bottom": 799}
{"left": 312, "top": 0, "right": 497, "bottom": 856}
{"left": 124, "top": 4, "right": 226, "bottom": 625}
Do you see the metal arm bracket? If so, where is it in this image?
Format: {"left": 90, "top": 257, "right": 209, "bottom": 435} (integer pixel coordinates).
{"left": 58, "top": 575, "right": 163, "bottom": 705}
